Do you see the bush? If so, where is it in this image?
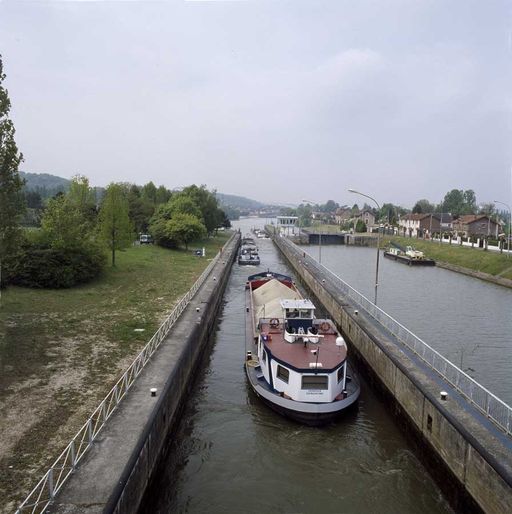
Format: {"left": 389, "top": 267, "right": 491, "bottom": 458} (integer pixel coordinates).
{"left": 9, "top": 241, "right": 106, "bottom": 288}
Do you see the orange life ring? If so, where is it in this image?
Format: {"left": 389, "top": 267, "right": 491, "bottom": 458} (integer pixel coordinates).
{"left": 320, "top": 321, "right": 330, "bottom": 332}
{"left": 269, "top": 318, "right": 280, "bottom": 329}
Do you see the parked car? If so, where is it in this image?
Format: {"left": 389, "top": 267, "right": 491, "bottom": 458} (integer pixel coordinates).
{"left": 139, "top": 234, "right": 153, "bottom": 244}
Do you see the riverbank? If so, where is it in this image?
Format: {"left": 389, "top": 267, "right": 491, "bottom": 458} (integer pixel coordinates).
{"left": 382, "top": 236, "right": 512, "bottom": 287}
{"left": 0, "top": 233, "right": 230, "bottom": 513}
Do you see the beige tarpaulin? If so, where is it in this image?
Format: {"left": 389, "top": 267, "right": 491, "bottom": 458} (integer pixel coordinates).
{"left": 252, "top": 279, "right": 300, "bottom": 324}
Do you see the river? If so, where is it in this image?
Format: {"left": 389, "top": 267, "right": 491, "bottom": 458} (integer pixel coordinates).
{"left": 140, "top": 218, "right": 455, "bottom": 514}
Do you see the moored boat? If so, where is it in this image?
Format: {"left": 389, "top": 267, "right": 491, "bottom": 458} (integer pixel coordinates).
{"left": 244, "top": 271, "right": 360, "bottom": 426}
{"left": 383, "top": 243, "right": 435, "bottom": 266}
{"left": 238, "top": 236, "right": 260, "bottom": 265}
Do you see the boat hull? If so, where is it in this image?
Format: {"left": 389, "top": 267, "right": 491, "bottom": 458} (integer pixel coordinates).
{"left": 383, "top": 252, "right": 435, "bottom": 266}
{"left": 245, "top": 361, "right": 360, "bottom": 426}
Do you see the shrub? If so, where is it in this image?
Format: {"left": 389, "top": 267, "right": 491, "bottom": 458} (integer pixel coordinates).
{"left": 9, "top": 240, "right": 106, "bottom": 288}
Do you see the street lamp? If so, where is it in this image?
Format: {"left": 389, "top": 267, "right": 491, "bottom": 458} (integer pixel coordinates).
{"left": 348, "top": 188, "right": 381, "bottom": 305}
{"left": 494, "top": 200, "right": 511, "bottom": 258}
{"left": 302, "top": 199, "right": 322, "bottom": 263}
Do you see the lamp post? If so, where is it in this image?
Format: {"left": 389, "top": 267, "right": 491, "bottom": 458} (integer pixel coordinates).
{"left": 302, "top": 199, "right": 322, "bottom": 263}
{"left": 348, "top": 189, "right": 381, "bottom": 305}
{"left": 494, "top": 200, "right": 511, "bottom": 258}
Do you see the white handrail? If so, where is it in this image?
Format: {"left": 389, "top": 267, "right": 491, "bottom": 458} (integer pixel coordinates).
{"left": 276, "top": 235, "right": 512, "bottom": 436}
{"left": 16, "top": 233, "right": 237, "bottom": 514}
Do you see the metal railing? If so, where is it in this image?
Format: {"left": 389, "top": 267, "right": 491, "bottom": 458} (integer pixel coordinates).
{"left": 275, "top": 235, "right": 512, "bottom": 436}
{"left": 16, "top": 234, "right": 236, "bottom": 514}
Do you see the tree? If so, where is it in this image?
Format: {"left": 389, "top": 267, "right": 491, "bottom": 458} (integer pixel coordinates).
{"left": 478, "top": 203, "right": 495, "bottom": 216}
{"left": 181, "top": 185, "right": 224, "bottom": 235}
{"left": 98, "top": 183, "right": 133, "bottom": 266}
{"left": 319, "top": 200, "right": 339, "bottom": 213}
{"left": 127, "top": 184, "right": 154, "bottom": 234}
{"left": 141, "top": 181, "right": 158, "bottom": 205}
{"left": 463, "top": 190, "right": 477, "bottom": 213}
{"left": 0, "top": 55, "right": 25, "bottom": 289}
{"left": 155, "top": 185, "right": 172, "bottom": 204}
{"left": 297, "top": 203, "right": 312, "bottom": 227}
{"left": 41, "top": 193, "right": 87, "bottom": 250}
{"left": 380, "top": 203, "right": 401, "bottom": 225}
{"left": 442, "top": 189, "right": 477, "bottom": 216}
{"left": 165, "top": 213, "right": 206, "bottom": 249}
{"left": 355, "top": 219, "right": 367, "bottom": 233}
{"left": 167, "top": 193, "right": 202, "bottom": 219}
{"left": 67, "top": 174, "right": 97, "bottom": 226}
{"left": 412, "top": 199, "right": 435, "bottom": 214}
{"left": 24, "top": 190, "right": 43, "bottom": 210}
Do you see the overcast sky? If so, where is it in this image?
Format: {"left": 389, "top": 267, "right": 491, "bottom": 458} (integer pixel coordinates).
{"left": 1, "top": 0, "right": 511, "bottom": 208}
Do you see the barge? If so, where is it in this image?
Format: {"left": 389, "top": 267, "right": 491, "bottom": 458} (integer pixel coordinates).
{"left": 244, "top": 271, "right": 360, "bottom": 426}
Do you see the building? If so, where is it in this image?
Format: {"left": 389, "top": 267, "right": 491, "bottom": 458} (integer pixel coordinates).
{"left": 452, "top": 215, "right": 502, "bottom": 238}
{"left": 355, "top": 210, "right": 375, "bottom": 231}
{"left": 334, "top": 207, "right": 352, "bottom": 225}
{"left": 398, "top": 213, "right": 444, "bottom": 237}
{"left": 311, "top": 211, "right": 334, "bottom": 224}
{"left": 276, "top": 215, "right": 299, "bottom": 235}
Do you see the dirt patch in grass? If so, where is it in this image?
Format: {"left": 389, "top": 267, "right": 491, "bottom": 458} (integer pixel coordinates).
{"left": 0, "top": 233, "right": 230, "bottom": 512}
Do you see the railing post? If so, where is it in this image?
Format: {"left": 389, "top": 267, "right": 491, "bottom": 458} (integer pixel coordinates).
{"left": 87, "top": 418, "right": 93, "bottom": 445}
{"left": 70, "top": 439, "right": 76, "bottom": 469}
{"left": 48, "top": 468, "right": 55, "bottom": 499}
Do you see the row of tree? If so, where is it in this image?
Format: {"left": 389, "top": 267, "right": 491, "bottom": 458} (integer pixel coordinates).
{"left": 0, "top": 54, "right": 229, "bottom": 289}
{"left": 3, "top": 173, "right": 229, "bottom": 288}
{"left": 280, "top": 187, "right": 506, "bottom": 231}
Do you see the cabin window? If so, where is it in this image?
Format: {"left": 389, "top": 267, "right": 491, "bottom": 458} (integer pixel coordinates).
{"left": 301, "top": 375, "right": 328, "bottom": 390}
{"left": 337, "top": 365, "right": 345, "bottom": 383}
{"left": 277, "top": 365, "right": 289, "bottom": 383}
{"left": 262, "top": 350, "right": 267, "bottom": 363}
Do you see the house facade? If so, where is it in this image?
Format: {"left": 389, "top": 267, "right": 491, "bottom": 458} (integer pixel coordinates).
{"left": 334, "top": 208, "right": 352, "bottom": 225}
{"left": 452, "top": 215, "right": 502, "bottom": 237}
{"left": 356, "top": 210, "right": 375, "bottom": 230}
{"left": 398, "top": 213, "right": 441, "bottom": 237}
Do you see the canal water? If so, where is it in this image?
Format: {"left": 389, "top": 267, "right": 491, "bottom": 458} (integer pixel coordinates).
{"left": 140, "top": 218, "right": 454, "bottom": 514}
{"left": 303, "top": 240, "right": 512, "bottom": 404}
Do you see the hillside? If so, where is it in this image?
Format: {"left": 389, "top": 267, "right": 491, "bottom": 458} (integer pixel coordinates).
{"left": 19, "top": 171, "right": 274, "bottom": 214}
{"left": 215, "top": 192, "right": 267, "bottom": 210}
{"left": 20, "top": 171, "right": 71, "bottom": 192}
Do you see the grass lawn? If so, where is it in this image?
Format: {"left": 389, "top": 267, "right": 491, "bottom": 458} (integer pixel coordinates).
{"left": 0, "top": 232, "right": 230, "bottom": 512}
{"left": 381, "top": 235, "right": 512, "bottom": 280}
{"left": 302, "top": 223, "right": 343, "bottom": 233}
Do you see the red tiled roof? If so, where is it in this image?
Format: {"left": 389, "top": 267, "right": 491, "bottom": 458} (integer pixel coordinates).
{"left": 456, "top": 214, "right": 483, "bottom": 223}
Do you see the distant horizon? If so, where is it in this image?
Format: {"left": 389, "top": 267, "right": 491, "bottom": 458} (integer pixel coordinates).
{"left": 3, "top": 1, "right": 510, "bottom": 209}
{"left": 19, "top": 168, "right": 506, "bottom": 212}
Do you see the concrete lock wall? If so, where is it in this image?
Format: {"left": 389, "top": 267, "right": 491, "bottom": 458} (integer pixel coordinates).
{"left": 108, "top": 234, "right": 240, "bottom": 514}
{"left": 50, "top": 233, "right": 240, "bottom": 514}
{"left": 273, "top": 236, "right": 512, "bottom": 514}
